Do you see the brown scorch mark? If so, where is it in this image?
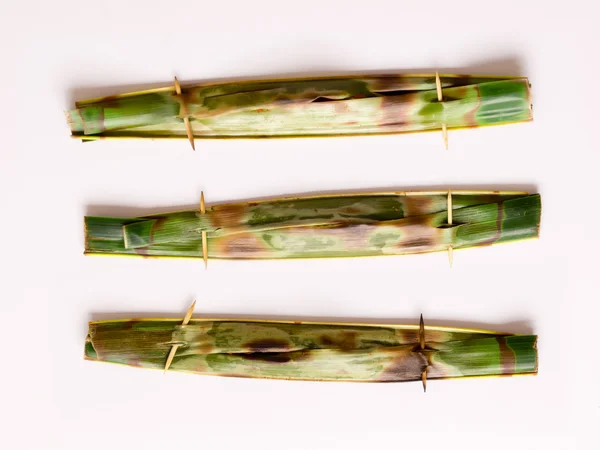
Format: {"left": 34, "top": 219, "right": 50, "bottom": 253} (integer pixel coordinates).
{"left": 121, "top": 320, "right": 140, "bottom": 330}
{"left": 240, "top": 350, "right": 310, "bottom": 364}
{"left": 464, "top": 84, "right": 480, "bottom": 127}
{"left": 150, "top": 217, "right": 168, "bottom": 244}
{"left": 480, "top": 202, "right": 504, "bottom": 246}
{"left": 245, "top": 339, "right": 290, "bottom": 353}
{"left": 319, "top": 331, "right": 358, "bottom": 351}
{"left": 380, "top": 95, "right": 411, "bottom": 130}
{"left": 198, "top": 342, "right": 214, "bottom": 354}
{"left": 222, "top": 233, "right": 264, "bottom": 256}
{"left": 377, "top": 347, "right": 428, "bottom": 382}
{"left": 209, "top": 204, "right": 247, "bottom": 229}
{"left": 402, "top": 195, "right": 435, "bottom": 217}
{"left": 496, "top": 337, "right": 516, "bottom": 375}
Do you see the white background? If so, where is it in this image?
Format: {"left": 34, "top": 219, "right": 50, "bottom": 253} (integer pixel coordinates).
{"left": 1, "top": 1, "right": 598, "bottom": 448}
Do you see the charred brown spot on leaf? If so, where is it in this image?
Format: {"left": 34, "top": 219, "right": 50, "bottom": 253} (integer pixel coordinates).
{"left": 245, "top": 339, "right": 290, "bottom": 353}
{"left": 99, "top": 95, "right": 122, "bottom": 105}
{"left": 479, "top": 202, "right": 504, "bottom": 246}
{"left": 223, "top": 234, "right": 263, "bottom": 255}
{"left": 465, "top": 84, "right": 480, "bottom": 127}
{"left": 320, "top": 336, "right": 334, "bottom": 346}
{"left": 198, "top": 343, "right": 214, "bottom": 354}
{"left": 319, "top": 331, "right": 358, "bottom": 351}
{"left": 153, "top": 217, "right": 168, "bottom": 231}
{"left": 211, "top": 204, "right": 247, "bottom": 229}
{"left": 404, "top": 237, "right": 436, "bottom": 251}
{"left": 496, "top": 337, "right": 516, "bottom": 375}
{"left": 378, "top": 348, "right": 428, "bottom": 382}
{"left": 122, "top": 320, "right": 140, "bottom": 330}
{"left": 452, "top": 86, "right": 469, "bottom": 98}
{"left": 150, "top": 217, "right": 168, "bottom": 243}
{"left": 245, "top": 349, "right": 311, "bottom": 364}
{"left": 403, "top": 196, "right": 434, "bottom": 216}
{"left": 380, "top": 96, "right": 409, "bottom": 130}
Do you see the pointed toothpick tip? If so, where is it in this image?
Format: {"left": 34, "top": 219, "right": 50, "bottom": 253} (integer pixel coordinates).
{"left": 183, "top": 116, "right": 195, "bottom": 151}
{"left": 186, "top": 123, "right": 195, "bottom": 151}
{"left": 202, "top": 232, "right": 208, "bottom": 270}
{"left": 200, "top": 191, "right": 206, "bottom": 214}
{"left": 422, "top": 370, "right": 427, "bottom": 393}
{"left": 442, "top": 123, "right": 449, "bottom": 149}
{"left": 173, "top": 76, "right": 182, "bottom": 94}
{"left": 163, "top": 346, "right": 178, "bottom": 374}
{"left": 183, "top": 299, "right": 196, "bottom": 324}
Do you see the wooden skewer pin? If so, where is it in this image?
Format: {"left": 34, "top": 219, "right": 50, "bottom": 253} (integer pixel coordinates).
{"left": 435, "top": 72, "right": 448, "bottom": 149}
{"left": 164, "top": 299, "right": 196, "bottom": 373}
{"left": 200, "top": 191, "right": 208, "bottom": 269}
{"left": 174, "top": 77, "right": 195, "bottom": 151}
{"left": 447, "top": 190, "right": 453, "bottom": 267}
{"left": 419, "top": 314, "right": 427, "bottom": 392}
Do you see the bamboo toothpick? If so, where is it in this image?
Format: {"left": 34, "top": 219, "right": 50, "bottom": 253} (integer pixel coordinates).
{"left": 200, "top": 191, "right": 208, "bottom": 269}
{"left": 435, "top": 72, "right": 448, "bottom": 149}
{"left": 419, "top": 314, "right": 427, "bottom": 392}
{"left": 164, "top": 299, "right": 196, "bottom": 373}
{"left": 174, "top": 77, "right": 195, "bottom": 151}
{"left": 448, "top": 190, "right": 453, "bottom": 267}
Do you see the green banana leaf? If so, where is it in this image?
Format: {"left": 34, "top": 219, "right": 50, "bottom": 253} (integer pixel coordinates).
{"left": 85, "top": 317, "right": 537, "bottom": 383}
{"left": 67, "top": 74, "right": 532, "bottom": 140}
{"left": 84, "top": 190, "right": 542, "bottom": 260}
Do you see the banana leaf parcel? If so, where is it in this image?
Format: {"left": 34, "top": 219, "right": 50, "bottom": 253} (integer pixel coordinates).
{"left": 84, "top": 190, "right": 542, "bottom": 260}
{"left": 84, "top": 316, "right": 538, "bottom": 384}
{"left": 66, "top": 74, "right": 532, "bottom": 141}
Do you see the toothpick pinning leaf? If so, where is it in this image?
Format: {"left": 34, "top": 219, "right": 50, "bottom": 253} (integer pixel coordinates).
{"left": 164, "top": 299, "right": 196, "bottom": 373}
